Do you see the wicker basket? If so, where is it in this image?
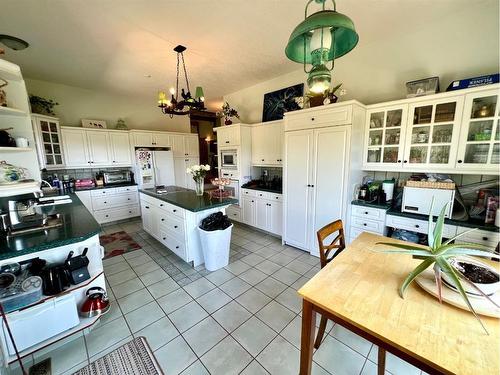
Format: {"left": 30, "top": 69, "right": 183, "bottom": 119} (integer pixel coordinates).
{"left": 405, "top": 180, "right": 455, "bottom": 190}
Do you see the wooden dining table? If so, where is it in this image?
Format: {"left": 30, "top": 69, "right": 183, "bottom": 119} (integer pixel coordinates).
{"left": 298, "top": 232, "right": 500, "bottom": 375}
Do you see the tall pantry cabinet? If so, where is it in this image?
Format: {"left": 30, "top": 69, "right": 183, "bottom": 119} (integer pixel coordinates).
{"left": 283, "top": 101, "right": 365, "bottom": 257}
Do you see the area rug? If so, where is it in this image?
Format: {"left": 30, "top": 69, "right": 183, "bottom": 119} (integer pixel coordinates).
{"left": 99, "top": 231, "right": 141, "bottom": 259}
{"left": 73, "top": 337, "right": 163, "bottom": 375}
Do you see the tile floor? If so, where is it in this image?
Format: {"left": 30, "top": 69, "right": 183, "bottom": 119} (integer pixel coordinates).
{"left": 8, "top": 218, "right": 426, "bottom": 375}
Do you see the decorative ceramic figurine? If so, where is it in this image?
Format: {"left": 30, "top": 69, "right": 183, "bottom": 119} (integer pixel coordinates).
{"left": 115, "top": 118, "right": 128, "bottom": 130}
{"left": 0, "top": 161, "right": 29, "bottom": 184}
{"left": 0, "top": 78, "right": 7, "bottom": 107}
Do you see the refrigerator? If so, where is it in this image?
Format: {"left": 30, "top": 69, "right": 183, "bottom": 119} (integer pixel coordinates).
{"left": 135, "top": 148, "right": 175, "bottom": 188}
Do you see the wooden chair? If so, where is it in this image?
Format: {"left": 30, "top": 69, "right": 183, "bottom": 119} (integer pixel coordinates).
{"left": 313, "top": 219, "right": 386, "bottom": 375}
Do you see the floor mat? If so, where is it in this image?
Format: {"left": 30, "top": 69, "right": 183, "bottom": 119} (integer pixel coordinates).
{"left": 99, "top": 231, "right": 142, "bottom": 259}
{"left": 72, "top": 337, "right": 162, "bottom": 375}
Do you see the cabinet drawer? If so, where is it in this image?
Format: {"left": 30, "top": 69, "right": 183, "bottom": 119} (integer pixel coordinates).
{"left": 350, "top": 216, "right": 385, "bottom": 234}
{"left": 241, "top": 189, "right": 257, "bottom": 197}
{"left": 351, "top": 205, "right": 387, "bottom": 221}
{"left": 115, "top": 185, "right": 138, "bottom": 194}
{"left": 90, "top": 188, "right": 116, "bottom": 197}
{"left": 285, "top": 107, "right": 352, "bottom": 131}
{"left": 455, "top": 227, "right": 499, "bottom": 249}
{"left": 254, "top": 191, "right": 283, "bottom": 202}
{"left": 386, "top": 215, "right": 457, "bottom": 238}
{"left": 159, "top": 214, "right": 185, "bottom": 240}
{"left": 94, "top": 204, "right": 140, "bottom": 223}
{"left": 159, "top": 231, "right": 185, "bottom": 259}
{"left": 92, "top": 193, "right": 138, "bottom": 210}
{"left": 226, "top": 206, "right": 241, "bottom": 222}
{"left": 157, "top": 200, "right": 185, "bottom": 219}
{"left": 350, "top": 226, "right": 381, "bottom": 241}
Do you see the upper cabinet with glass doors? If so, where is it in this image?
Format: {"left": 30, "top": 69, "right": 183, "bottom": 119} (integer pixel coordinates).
{"left": 403, "top": 96, "right": 463, "bottom": 170}
{"left": 363, "top": 105, "right": 407, "bottom": 168}
{"left": 456, "top": 89, "right": 499, "bottom": 172}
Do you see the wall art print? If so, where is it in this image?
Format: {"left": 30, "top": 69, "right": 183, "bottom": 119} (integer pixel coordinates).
{"left": 262, "top": 83, "right": 304, "bottom": 122}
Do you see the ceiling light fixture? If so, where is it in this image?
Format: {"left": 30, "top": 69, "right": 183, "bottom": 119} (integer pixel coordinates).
{"left": 285, "top": 0, "right": 358, "bottom": 94}
{"left": 0, "top": 35, "right": 29, "bottom": 51}
{"left": 157, "top": 45, "right": 205, "bottom": 118}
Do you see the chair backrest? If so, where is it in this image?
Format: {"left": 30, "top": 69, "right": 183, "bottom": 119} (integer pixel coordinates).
{"left": 316, "top": 219, "right": 346, "bottom": 268}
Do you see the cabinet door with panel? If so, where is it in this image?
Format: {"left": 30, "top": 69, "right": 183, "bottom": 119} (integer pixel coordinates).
{"left": 309, "top": 126, "right": 350, "bottom": 255}
{"left": 403, "top": 96, "right": 463, "bottom": 169}
{"left": 132, "top": 132, "right": 153, "bottom": 147}
{"left": 284, "top": 130, "right": 313, "bottom": 250}
{"left": 242, "top": 197, "right": 256, "bottom": 226}
{"left": 217, "top": 126, "right": 240, "bottom": 146}
{"left": 86, "top": 130, "right": 111, "bottom": 166}
{"left": 364, "top": 105, "right": 407, "bottom": 169}
{"left": 456, "top": 89, "right": 500, "bottom": 172}
{"left": 109, "top": 132, "right": 132, "bottom": 166}
{"left": 255, "top": 199, "right": 268, "bottom": 230}
{"left": 61, "top": 128, "right": 89, "bottom": 167}
{"left": 251, "top": 126, "right": 268, "bottom": 165}
{"left": 153, "top": 133, "right": 171, "bottom": 147}
{"left": 33, "top": 116, "right": 65, "bottom": 169}
{"left": 268, "top": 200, "right": 283, "bottom": 236}
{"left": 174, "top": 158, "right": 187, "bottom": 188}
{"left": 171, "top": 135, "right": 185, "bottom": 157}
{"left": 184, "top": 136, "right": 199, "bottom": 157}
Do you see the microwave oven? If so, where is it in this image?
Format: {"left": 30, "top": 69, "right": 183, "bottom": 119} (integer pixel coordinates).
{"left": 221, "top": 150, "right": 238, "bottom": 168}
{"left": 103, "top": 170, "right": 132, "bottom": 185}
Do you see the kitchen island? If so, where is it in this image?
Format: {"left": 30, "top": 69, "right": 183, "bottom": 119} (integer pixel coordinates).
{"left": 139, "top": 187, "right": 237, "bottom": 266}
{"left": 0, "top": 193, "right": 105, "bottom": 366}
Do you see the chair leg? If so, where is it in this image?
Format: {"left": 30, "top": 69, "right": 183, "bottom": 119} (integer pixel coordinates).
{"left": 313, "top": 315, "right": 328, "bottom": 349}
{"left": 377, "top": 347, "right": 386, "bottom": 375}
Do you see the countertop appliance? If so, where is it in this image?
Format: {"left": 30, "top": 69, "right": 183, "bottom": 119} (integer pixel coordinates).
{"left": 80, "top": 287, "right": 110, "bottom": 318}
{"left": 8, "top": 198, "right": 44, "bottom": 230}
{"left": 221, "top": 149, "right": 238, "bottom": 169}
{"left": 135, "top": 148, "right": 175, "bottom": 189}
{"left": 103, "top": 170, "right": 131, "bottom": 185}
{"left": 402, "top": 186, "right": 455, "bottom": 218}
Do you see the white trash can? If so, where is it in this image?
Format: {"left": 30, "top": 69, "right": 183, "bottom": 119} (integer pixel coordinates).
{"left": 198, "top": 224, "right": 233, "bottom": 271}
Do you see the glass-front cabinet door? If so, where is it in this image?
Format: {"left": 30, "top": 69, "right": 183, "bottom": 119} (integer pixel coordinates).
{"left": 363, "top": 105, "right": 407, "bottom": 169}
{"left": 456, "top": 89, "right": 499, "bottom": 171}
{"left": 402, "top": 96, "right": 463, "bottom": 169}
{"left": 32, "top": 115, "right": 65, "bottom": 169}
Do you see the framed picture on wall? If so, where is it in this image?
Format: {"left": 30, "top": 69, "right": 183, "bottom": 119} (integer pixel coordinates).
{"left": 262, "top": 83, "right": 304, "bottom": 122}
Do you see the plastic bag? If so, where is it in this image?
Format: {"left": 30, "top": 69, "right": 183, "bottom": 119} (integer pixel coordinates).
{"left": 199, "top": 212, "right": 232, "bottom": 231}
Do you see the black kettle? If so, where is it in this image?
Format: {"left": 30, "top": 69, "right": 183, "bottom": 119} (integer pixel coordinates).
{"left": 40, "top": 264, "right": 70, "bottom": 296}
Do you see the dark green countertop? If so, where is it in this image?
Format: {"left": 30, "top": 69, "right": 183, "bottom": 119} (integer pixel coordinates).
{"left": 242, "top": 185, "right": 282, "bottom": 194}
{"left": 0, "top": 193, "right": 100, "bottom": 260}
{"left": 351, "top": 200, "right": 391, "bottom": 210}
{"left": 387, "top": 207, "right": 499, "bottom": 233}
{"left": 75, "top": 182, "right": 137, "bottom": 192}
{"left": 140, "top": 188, "right": 238, "bottom": 212}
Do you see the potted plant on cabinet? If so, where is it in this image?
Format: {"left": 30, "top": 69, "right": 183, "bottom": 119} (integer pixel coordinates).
{"left": 220, "top": 102, "right": 239, "bottom": 125}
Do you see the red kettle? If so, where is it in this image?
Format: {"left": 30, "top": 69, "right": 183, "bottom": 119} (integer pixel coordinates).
{"left": 80, "top": 287, "right": 110, "bottom": 318}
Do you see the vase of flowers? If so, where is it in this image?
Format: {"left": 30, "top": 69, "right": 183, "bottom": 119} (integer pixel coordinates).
{"left": 186, "top": 164, "right": 211, "bottom": 196}
{"left": 221, "top": 102, "right": 239, "bottom": 125}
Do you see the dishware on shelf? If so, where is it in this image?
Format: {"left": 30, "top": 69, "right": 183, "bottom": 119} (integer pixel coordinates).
{"left": 0, "top": 128, "right": 16, "bottom": 147}
{"left": 0, "top": 161, "right": 30, "bottom": 184}
{"left": 14, "top": 137, "right": 28, "bottom": 148}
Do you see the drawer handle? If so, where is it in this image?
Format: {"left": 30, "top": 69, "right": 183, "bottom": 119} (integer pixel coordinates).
{"left": 174, "top": 225, "right": 178, "bottom": 229}
{"left": 104, "top": 201, "right": 107, "bottom": 204}
{"left": 225, "top": 141, "right": 229, "bottom": 143}
{"left": 173, "top": 209, "right": 177, "bottom": 212}
{"left": 261, "top": 159, "right": 265, "bottom": 162}
{"left": 415, "top": 224, "right": 420, "bottom": 228}
{"left": 458, "top": 160, "right": 463, "bottom": 164}
{"left": 175, "top": 246, "right": 179, "bottom": 249}
{"left": 259, "top": 194, "right": 263, "bottom": 196}
{"left": 364, "top": 211, "right": 368, "bottom": 214}
{"left": 160, "top": 204, "right": 164, "bottom": 207}
{"left": 129, "top": 211, "right": 132, "bottom": 213}
{"left": 276, "top": 197, "right": 279, "bottom": 199}
{"left": 105, "top": 215, "right": 109, "bottom": 218}
{"left": 163, "top": 237, "right": 166, "bottom": 240}
{"left": 363, "top": 223, "right": 367, "bottom": 226}
{"left": 482, "top": 237, "right": 489, "bottom": 241}
{"left": 311, "top": 117, "right": 315, "bottom": 121}
{"left": 145, "top": 206, "right": 149, "bottom": 209}
{"left": 161, "top": 218, "right": 165, "bottom": 221}
{"left": 127, "top": 198, "right": 131, "bottom": 201}
{"left": 251, "top": 200, "right": 254, "bottom": 203}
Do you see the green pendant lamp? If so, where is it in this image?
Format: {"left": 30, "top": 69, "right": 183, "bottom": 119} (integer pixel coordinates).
{"left": 285, "top": 0, "right": 358, "bottom": 94}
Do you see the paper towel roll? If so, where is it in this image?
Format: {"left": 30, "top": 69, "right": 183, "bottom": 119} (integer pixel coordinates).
{"left": 495, "top": 208, "right": 500, "bottom": 227}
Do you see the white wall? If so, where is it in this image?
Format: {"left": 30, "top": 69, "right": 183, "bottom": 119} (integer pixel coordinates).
{"left": 25, "top": 78, "right": 191, "bottom": 132}
{"left": 224, "top": 2, "right": 499, "bottom": 123}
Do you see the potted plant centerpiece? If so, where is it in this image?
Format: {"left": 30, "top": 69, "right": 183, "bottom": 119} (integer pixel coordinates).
{"left": 186, "top": 164, "right": 211, "bottom": 196}
{"left": 376, "top": 202, "right": 500, "bottom": 333}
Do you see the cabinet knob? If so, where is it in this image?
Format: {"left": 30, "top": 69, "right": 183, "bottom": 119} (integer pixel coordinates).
{"left": 88, "top": 161, "right": 91, "bottom": 164}
{"left": 127, "top": 198, "right": 131, "bottom": 200}
{"left": 307, "top": 184, "right": 310, "bottom": 187}
{"left": 415, "top": 224, "right": 420, "bottom": 228}
{"left": 397, "top": 160, "right": 401, "bottom": 163}
{"left": 105, "top": 215, "right": 109, "bottom": 218}
{"left": 163, "top": 237, "right": 166, "bottom": 240}
{"left": 457, "top": 160, "right": 463, "bottom": 164}
{"left": 364, "top": 211, "right": 368, "bottom": 214}
{"left": 310, "top": 184, "right": 315, "bottom": 188}
{"left": 176, "top": 246, "right": 179, "bottom": 249}
{"left": 173, "top": 209, "right": 177, "bottom": 212}
{"left": 225, "top": 141, "right": 229, "bottom": 143}
{"left": 160, "top": 204, "right": 164, "bottom": 207}
{"left": 161, "top": 218, "right": 165, "bottom": 221}
{"left": 104, "top": 201, "right": 107, "bottom": 204}
{"left": 145, "top": 206, "right": 149, "bottom": 209}
{"left": 404, "top": 160, "right": 408, "bottom": 163}
{"left": 482, "top": 236, "right": 489, "bottom": 241}
{"left": 363, "top": 223, "right": 367, "bottom": 226}
{"left": 311, "top": 117, "right": 315, "bottom": 121}
{"left": 129, "top": 211, "right": 132, "bottom": 213}
{"left": 251, "top": 200, "right": 254, "bottom": 202}
{"left": 174, "top": 225, "right": 178, "bottom": 228}
{"left": 276, "top": 197, "right": 279, "bottom": 199}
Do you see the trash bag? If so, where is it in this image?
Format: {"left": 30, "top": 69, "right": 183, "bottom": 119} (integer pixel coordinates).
{"left": 199, "top": 212, "right": 232, "bottom": 231}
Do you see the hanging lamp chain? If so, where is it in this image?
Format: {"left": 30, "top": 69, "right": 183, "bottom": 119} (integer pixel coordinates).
{"left": 175, "top": 51, "right": 180, "bottom": 102}
{"left": 180, "top": 52, "right": 191, "bottom": 94}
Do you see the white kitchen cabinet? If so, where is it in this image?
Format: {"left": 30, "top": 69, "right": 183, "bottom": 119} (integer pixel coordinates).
{"left": 174, "top": 157, "right": 199, "bottom": 189}
{"left": 171, "top": 134, "right": 185, "bottom": 157}
{"left": 268, "top": 200, "right": 283, "bottom": 235}
{"left": 132, "top": 132, "right": 154, "bottom": 147}
{"left": 283, "top": 130, "right": 313, "bottom": 250}
{"left": 141, "top": 200, "right": 156, "bottom": 235}
{"left": 154, "top": 133, "right": 171, "bottom": 147}
{"left": 32, "top": 114, "right": 65, "bottom": 169}
{"left": 255, "top": 199, "right": 268, "bottom": 230}
{"left": 242, "top": 196, "right": 256, "bottom": 226}
{"left": 86, "top": 130, "right": 110, "bottom": 166}
{"left": 61, "top": 128, "right": 89, "bottom": 168}
{"left": 251, "top": 121, "right": 284, "bottom": 166}
{"left": 217, "top": 125, "right": 240, "bottom": 147}
{"left": 109, "top": 131, "right": 132, "bottom": 166}
{"left": 184, "top": 135, "right": 200, "bottom": 157}
{"left": 455, "top": 88, "right": 500, "bottom": 172}
{"left": 363, "top": 105, "right": 407, "bottom": 169}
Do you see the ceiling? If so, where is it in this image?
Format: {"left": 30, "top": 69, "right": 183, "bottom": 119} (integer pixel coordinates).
{"left": 1, "top": 0, "right": 480, "bottom": 110}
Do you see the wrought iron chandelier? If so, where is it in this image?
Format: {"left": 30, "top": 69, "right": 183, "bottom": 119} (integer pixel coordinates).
{"left": 158, "top": 45, "right": 205, "bottom": 118}
{"left": 285, "top": 0, "right": 358, "bottom": 94}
